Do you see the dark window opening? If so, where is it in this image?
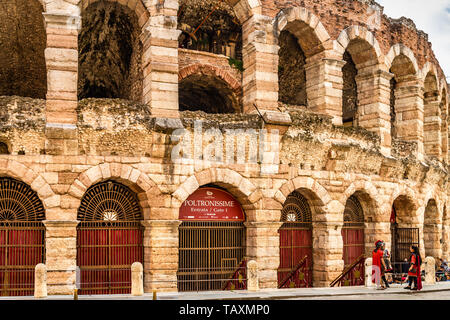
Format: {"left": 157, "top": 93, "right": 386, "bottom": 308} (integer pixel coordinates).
{"left": 342, "top": 51, "right": 358, "bottom": 126}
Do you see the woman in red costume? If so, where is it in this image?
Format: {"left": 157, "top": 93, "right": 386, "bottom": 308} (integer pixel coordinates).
{"left": 404, "top": 245, "right": 422, "bottom": 291}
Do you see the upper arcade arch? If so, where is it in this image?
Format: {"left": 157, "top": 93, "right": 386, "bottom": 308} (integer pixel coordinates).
{"left": 274, "top": 6, "right": 331, "bottom": 58}
{"left": 385, "top": 44, "right": 419, "bottom": 76}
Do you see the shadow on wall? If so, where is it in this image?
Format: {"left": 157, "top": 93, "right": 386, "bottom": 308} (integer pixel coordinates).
{"left": 0, "top": 0, "right": 47, "bottom": 99}
{"left": 78, "top": 1, "right": 143, "bottom": 102}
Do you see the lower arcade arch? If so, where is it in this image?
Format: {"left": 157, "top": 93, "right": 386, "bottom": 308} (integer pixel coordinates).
{"left": 0, "top": 177, "right": 45, "bottom": 296}
{"left": 76, "top": 180, "right": 144, "bottom": 295}
{"left": 340, "top": 194, "right": 365, "bottom": 286}
{"left": 177, "top": 186, "right": 246, "bottom": 292}
{"left": 277, "top": 191, "right": 313, "bottom": 288}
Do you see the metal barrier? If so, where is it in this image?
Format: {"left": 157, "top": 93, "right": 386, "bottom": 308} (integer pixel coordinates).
{"left": 330, "top": 254, "right": 365, "bottom": 287}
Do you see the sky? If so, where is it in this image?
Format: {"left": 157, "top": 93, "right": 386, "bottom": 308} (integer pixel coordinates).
{"left": 377, "top": 0, "right": 450, "bottom": 82}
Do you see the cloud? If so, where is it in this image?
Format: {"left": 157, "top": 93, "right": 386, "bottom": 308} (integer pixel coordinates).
{"left": 377, "top": 0, "right": 450, "bottom": 81}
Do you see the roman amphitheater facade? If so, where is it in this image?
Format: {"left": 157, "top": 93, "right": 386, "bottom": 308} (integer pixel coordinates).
{"left": 0, "top": 0, "right": 448, "bottom": 295}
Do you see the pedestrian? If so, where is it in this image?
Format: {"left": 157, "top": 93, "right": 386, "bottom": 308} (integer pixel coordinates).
{"left": 382, "top": 243, "right": 393, "bottom": 272}
{"left": 372, "top": 240, "right": 388, "bottom": 289}
{"left": 404, "top": 245, "right": 422, "bottom": 291}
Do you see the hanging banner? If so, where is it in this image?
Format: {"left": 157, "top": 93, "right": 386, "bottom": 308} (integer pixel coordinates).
{"left": 179, "top": 187, "right": 245, "bottom": 221}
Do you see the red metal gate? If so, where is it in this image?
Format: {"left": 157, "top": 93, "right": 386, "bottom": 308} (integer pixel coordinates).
{"left": 0, "top": 178, "right": 46, "bottom": 296}
{"left": 278, "top": 191, "right": 313, "bottom": 288}
{"left": 177, "top": 187, "right": 247, "bottom": 292}
{"left": 340, "top": 195, "right": 365, "bottom": 286}
{"left": 76, "top": 180, "right": 143, "bottom": 295}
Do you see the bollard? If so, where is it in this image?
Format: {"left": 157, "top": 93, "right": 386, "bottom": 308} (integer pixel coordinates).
{"left": 73, "top": 289, "right": 78, "bottom": 300}
{"left": 131, "top": 262, "right": 144, "bottom": 296}
{"left": 364, "top": 258, "right": 374, "bottom": 287}
{"left": 424, "top": 256, "right": 436, "bottom": 285}
{"left": 34, "top": 263, "right": 47, "bottom": 298}
{"left": 247, "top": 260, "right": 259, "bottom": 292}
{"left": 153, "top": 290, "right": 157, "bottom": 300}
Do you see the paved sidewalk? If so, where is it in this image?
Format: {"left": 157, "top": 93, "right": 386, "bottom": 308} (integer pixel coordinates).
{"left": 2, "top": 282, "right": 450, "bottom": 300}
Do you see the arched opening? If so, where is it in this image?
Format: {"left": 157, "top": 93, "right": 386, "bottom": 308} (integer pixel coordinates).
{"left": 179, "top": 74, "right": 240, "bottom": 113}
{"left": 78, "top": 1, "right": 143, "bottom": 101}
{"left": 340, "top": 194, "right": 365, "bottom": 286}
{"left": 423, "top": 72, "right": 441, "bottom": 159}
{"left": 342, "top": 52, "right": 358, "bottom": 126}
{"left": 341, "top": 38, "right": 379, "bottom": 128}
{"left": 178, "top": 186, "right": 246, "bottom": 292}
{"left": 390, "top": 196, "right": 420, "bottom": 274}
{"left": 178, "top": 0, "right": 242, "bottom": 60}
{"left": 76, "top": 180, "right": 144, "bottom": 295}
{"left": 389, "top": 54, "right": 418, "bottom": 142}
{"left": 424, "top": 199, "right": 440, "bottom": 259}
{"left": 277, "top": 190, "right": 312, "bottom": 288}
{"left": 0, "top": 177, "right": 45, "bottom": 296}
{"left": 0, "top": 142, "right": 9, "bottom": 155}
{"left": 0, "top": 0, "right": 47, "bottom": 99}
{"left": 278, "top": 30, "right": 307, "bottom": 107}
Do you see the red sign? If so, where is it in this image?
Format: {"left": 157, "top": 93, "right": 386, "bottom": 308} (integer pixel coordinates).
{"left": 179, "top": 187, "right": 245, "bottom": 221}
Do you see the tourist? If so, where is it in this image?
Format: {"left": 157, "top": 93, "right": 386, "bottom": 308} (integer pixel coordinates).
{"left": 372, "top": 240, "right": 388, "bottom": 289}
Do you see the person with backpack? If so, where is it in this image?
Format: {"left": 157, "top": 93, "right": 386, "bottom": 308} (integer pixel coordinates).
{"left": 404, "top": 245, "right": 422, "bottom": 291}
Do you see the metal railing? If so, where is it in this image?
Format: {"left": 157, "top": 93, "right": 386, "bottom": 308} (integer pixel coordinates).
{"left": 330, "top": 254, "right": 365, "bottom": 287}
{"left": 278, "top": 255, "right": 309, "bottom": 289}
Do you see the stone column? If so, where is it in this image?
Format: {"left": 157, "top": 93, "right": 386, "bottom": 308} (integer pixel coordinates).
{"left": 305, "top": 56, "right": 346, "bottom": 125}
{"left": 441, "top": 110, "right": 448, "bottom": 163}
{"left": 141, "top": 2, "right": 181, "bottom": 118}
{"left": 142, "top": 220, "right": 181, "bottom": 292}
{"left": 355, "top": 68, "right": 393, "bottom": 156}
{"left": 245, "top": 221, "right": 283, "bottom": 289}
{"left": 423, "top": 94, "right": 442, "bottom": 160}
{"left": 43, "top": 220, "right": 79, "bottom": 295}
{"left": 242, "top": 14, "right": 279, "bottom": 114}
{"left": 43, "top": 13, "right": 81, "bottom": 156}
{"left": 442, "top": 219, "right": 450, "bottom": 261}
{"left": 424, "top": 222, "right": 442, "bottom": 258}
{"left": 394, "top": 75, "right": 425, "bottom": 161}
{"left": 312, "top": 222, "right": 345, "bottom": 287}
{"left": 424, "top": 256, "right": 436, "bottom": 284}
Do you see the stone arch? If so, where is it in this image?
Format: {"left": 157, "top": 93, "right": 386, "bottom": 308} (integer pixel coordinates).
{"left": 172, "top": 168, "right": 260, "bottom": 220}
{"left": 68, "top": 163, "right": 159, "bottom": 220}
{"left": 423, "top": 198, "right": 442, "bottom": 258}
{"left": 386, "top": 44, "right": 421, "bottom": 144}
{"left": 335, "top": 26, "right": 384, "bottom": 128}
{"left": 0, "top": 159, "right": 57, "bottom": 212}
{"left": 276, "top": 176, "right": 332, "bottom": 223}
{"left": 385, "top": 44, "right": 419, "bottom": 74}
{"left": 178, "top": 64, "right": 242, "bottom": 113}
{"left": 274, "top": 7, "right": 330, "bottom": 108}
{"left": 335, "top": 26, "right": 383, "bottom": 67}
{"left": 274, "top": 6, "right": 331, "bottom": 57}
{"left": 342, "top": 180, "right": 381, "bottom": 221}
{"left": 79, "top": 0, "right": 150, "bottom": 27}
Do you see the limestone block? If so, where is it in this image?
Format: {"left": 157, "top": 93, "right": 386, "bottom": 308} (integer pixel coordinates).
{"left": 424, "top": 256, "right": 436, "bottom": 284}
{"left": 34, "top": 264, "right": 47, "bottom": 299}
{"left": 132, "top": 262, "right": 144, "bottom": 296}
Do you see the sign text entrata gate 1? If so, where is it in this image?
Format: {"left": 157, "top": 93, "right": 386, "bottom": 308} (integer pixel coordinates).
{"left": 179, "top": 187, "right": 244, "bottom": 221}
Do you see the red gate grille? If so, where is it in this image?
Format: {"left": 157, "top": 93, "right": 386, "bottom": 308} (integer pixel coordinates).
{"left": 278, "top": 223, "right": 312, "bottom": 288}
{"left": 77, "top": 221, "right": 143, "bottom": 295}
{"left": 0, "top": 221, "right": 45, "bottom": 296}
{"left": 178, "top": 221, "right": 246, "bottom": 292}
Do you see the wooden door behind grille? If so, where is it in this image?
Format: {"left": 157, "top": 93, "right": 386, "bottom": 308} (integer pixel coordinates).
{"left": 278, "top": 191, "right": 313, "bottom": 288}
{"left": 178, "top": 221, "right": 246, "bottom": 292}
{"left": 76, "top": 180, "right": 143, "bottom": 295}
{"left": 0, "top": 178, "right": 46, "bottom": 297}
{"left": 278, "top": 223, "right": 312, "bottom": 288}
{"left": 342, "top": 195, "right": 365, "bottom": 285}
{"left": 77, "top": 221, "right": 143, "bottom": 295}
{"left": 0, "top": 221, "right": 45, "bottom": 296}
